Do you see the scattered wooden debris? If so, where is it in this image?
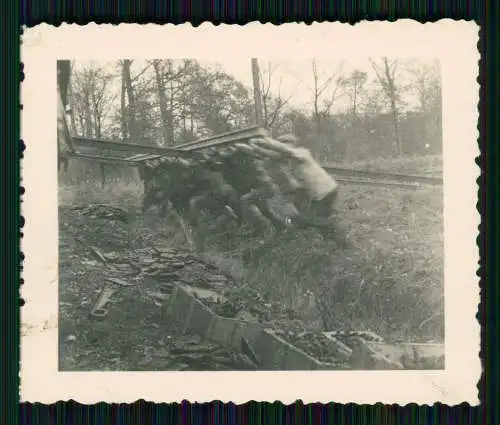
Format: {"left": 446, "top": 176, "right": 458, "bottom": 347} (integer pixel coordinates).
{"left": 163, "top": 285, "right": 445, "bottom": 370}
{"left": 90, "top": 287, "right": 116, "bottom": 318}
{"left": 350, "top": 339, "right": 444, "bottom": 370}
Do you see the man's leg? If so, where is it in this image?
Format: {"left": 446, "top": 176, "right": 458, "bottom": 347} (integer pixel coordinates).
{"left": 309, "top": 190, "right": 349, "bottom": 247}
{"left": 253, "top": 199, "right": 288, "bottom": 231}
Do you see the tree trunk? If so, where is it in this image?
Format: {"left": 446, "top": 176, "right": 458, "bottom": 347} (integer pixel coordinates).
{"left": 383, "top": 58, "right": 402, "bottom": 156}
{"left": 314, "top": 102, "right": 321, "bottom": 142}
{"left": 167, "top": 78, "right": 175, "bottom": 143}
{"left": 390, "top": 98, "right": 402, "bottom": 155}
{"left": 120, "top": 64, "right": 128, "bottom": 140}
{"left": 347, "top": 87, "right": 358, "bottom": 162}
{"left": 311, "top": 60, "right": 321, "bottom": 142}
{"left": 67, "top": 77, "right": 77, "bottom": 135}
{"left": 251, "top": 58, "right": 264, "bottom": 126}
{"left": 123, "top": 59, "right": 146, "bottom": 187}
{"left": 181, "top": 85, "right": 187, "bottom": 136}
{"left": 57, "top": 60, "right": 71, "bottom": 173}
{"left": 153, "top": 60, "right": 171, "bottom": 146}
{"left": 82, "top": 88, "right": 93, "bottom": 138}
{"left": 92, "top": 119, "right": 106, "bottom": 188}
{"left": 190, "top": 104, "right": 194, "bottom": 135}
{"left": 122, "top": 59, "right": 138, "bottom": 141}
{"left": 57, "top": 60, "right": 71, "bottom": 107}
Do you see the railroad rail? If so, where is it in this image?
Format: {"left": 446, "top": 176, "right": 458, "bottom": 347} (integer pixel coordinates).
{"left": 63, "top": 128, "right": 443, "bottom": 189}
{"left": 175, "top": 126, "right": 268, "bottom": 151}
{"left": 57, "top": 60, "right": 442, "bottom": 190}
{"left": 335, "top": 177, "right": 431, "bottom": 190}
{"left": 71, "top": 136, "right": 205, "bottom": 161}
{"left": 175, "top": 127, "right": 443, "bottom": 188}
{"left": 323, "top": 166, "right": 443, "bottom": 187}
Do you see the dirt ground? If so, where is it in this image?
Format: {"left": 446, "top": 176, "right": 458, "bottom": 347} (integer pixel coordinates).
{"left": 58, "top": 202, "right": 270, "bottom": 371}
{"left": 58, "top": 156, "right": 445, "bottom": 371}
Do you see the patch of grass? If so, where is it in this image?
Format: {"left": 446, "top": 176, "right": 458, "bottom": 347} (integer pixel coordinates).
{"left": 329, "top": 154, "right": 443, "bottom": 175}
{"left": 59, "top": 180, "right": 144, "bottom": 207}
{"left": 190, "top": 185, "right": 444, "bottom": 342}
{"left": 59, "top": 155, "right": 445, "bottom": 356}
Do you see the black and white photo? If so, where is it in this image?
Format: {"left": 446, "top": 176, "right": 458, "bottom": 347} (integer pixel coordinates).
{"left": 21, "top": 21, "right": 480, "bottom": 405}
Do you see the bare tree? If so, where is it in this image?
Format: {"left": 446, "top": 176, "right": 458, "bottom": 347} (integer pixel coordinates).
{"left": 152, "top": 60, "right": 173, "bottom": 146}
{"left": 258, "top": 61, "right": 293, "bottom": 129}
{"left": 89, "top": 73, "right": 115, "bottom": 139}
{"left": 251, "top": 58, "right": 264, "bottom": 126}
{"left": 72, "top": 62, "right": 116, "bottom": 138}
{"left": 121, "top": 59, "right": 138, "bottom": 141}
{"left": 406, "top": 59, "right": 443, "bottom": 152}
{"left": 57, "top": 60, "right": 72, "bottom": 173}
{"left": 339, "top": 70, "right": 368, "bottom": 160}
{"left": 406, "top": 59, "right": 441, "bottom": 114}
{"left": 120, "top": 59, "right": 154, "bottom": 188}
{"left": 120, "top": 62, "right": 128, "bottom": 139}
{"left": 70, "top": 62, "right": 118, "bottom": 186}
{"left": 340, "top": 69, "right": 368, "bottom": 123}
{"left": 369, "top": 57, "right": 403, "bottom": 155}
{"left": 309, "top": 60, "right": 345, "bottom": 141}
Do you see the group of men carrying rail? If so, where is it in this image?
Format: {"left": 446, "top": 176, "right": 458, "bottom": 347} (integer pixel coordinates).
{"left": 140, "top": 133, "right": 346, "bottom": 246}
{"left": 57, "top": 60, "right": 345, "bottom": 246}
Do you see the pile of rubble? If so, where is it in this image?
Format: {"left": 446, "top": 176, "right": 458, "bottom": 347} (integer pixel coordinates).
{"left": 147, "top": 334, "right": 260, "bottom": 371}
{"left": 71, "top": 204, "right": 133, "bottom": 223}
{"left": 61, "top": 204, "right": 445, "bottom": 371}
{"left": 199, "top": 285, "right": 297, "bottom": 324}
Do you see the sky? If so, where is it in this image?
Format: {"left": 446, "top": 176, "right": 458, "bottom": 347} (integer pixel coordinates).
{"left": 194, "top": 57, "right": 437, "bottom": 112}
{"left": 72, "top": 57, "right": 440, "bottom": 117}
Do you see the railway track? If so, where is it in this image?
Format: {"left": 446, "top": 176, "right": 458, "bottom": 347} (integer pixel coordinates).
{"left": 334, "top": 177, "right": 434, "bottom": 190}
{"left": 323, "top": 166, "right": 443, "bottom": 187}
{"left": 175, "top": 126, "right": 268, "bottom": 151}
{"left": 67, "top": 127, "right": 443, "bottom": 189}
{"left": 177, "top": 127, "right": 443, "bottom": 188}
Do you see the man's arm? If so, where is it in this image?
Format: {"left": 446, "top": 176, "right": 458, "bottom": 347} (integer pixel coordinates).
{"left": 233, "top": 142, "right": 283, "bottom": 160}
{"left": 249, "top": 137, "right": 311, "bottom": 162}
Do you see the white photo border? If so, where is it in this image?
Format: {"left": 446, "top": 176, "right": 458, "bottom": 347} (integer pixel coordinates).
{"left": 20, "top": 20, "right": 480, "bottom": 405}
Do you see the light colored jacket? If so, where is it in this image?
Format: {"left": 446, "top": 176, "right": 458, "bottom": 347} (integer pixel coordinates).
{"left": 245, "top": 138, "right": 338, "bottom": 201}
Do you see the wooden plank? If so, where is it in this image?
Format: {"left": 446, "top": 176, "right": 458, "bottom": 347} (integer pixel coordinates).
{"left": 163, "top": 286, "right": 442, "bottom": 370}
{"left": 162, "top": 285, "right": 336, "bottom": 370}
{"left": 254, "top": 329, "right": 327, "bottom": 370}
{"left": 163, "top": 285, "right": 264, "bottom": 348}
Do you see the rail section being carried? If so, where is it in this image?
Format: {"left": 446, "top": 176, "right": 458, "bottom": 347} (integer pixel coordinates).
{"left": 63, "top": 127, "right": 267, "bottom": 165}
{"left": 57, "top": 60, "right": 442, "bottom": 189}
{"left": 63, "top": 128, "right": 443, "bottom": 190}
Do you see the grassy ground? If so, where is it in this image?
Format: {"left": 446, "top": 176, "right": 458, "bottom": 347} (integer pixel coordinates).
{"left": 58, "top": 154, "right": 444, "bottom": 370}
{"left": 332, "top": 154, "right": 443, "bottom": 175}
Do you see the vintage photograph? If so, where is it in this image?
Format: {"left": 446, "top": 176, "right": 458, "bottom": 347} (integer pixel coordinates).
{"left": 57, "top": 56, "right": 445, "bottom": 371}
{"left": 21, "top": 22, "right": 479, "bottom": 404}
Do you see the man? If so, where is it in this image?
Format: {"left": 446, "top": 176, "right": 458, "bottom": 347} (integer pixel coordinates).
{"left": 142, "top": 155, "right": 243, "bottom": 226}
{"left": 242, "top": 134, "right": 346, "bottom": 244}
{"left": 207, "top": 145, "right": 292, "bottom": 232}
{"left": 141, "top": 157, "right": 188, "bottom": 217}
{"left": 187, "top": 157, "right": 247, "bottom": 226}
